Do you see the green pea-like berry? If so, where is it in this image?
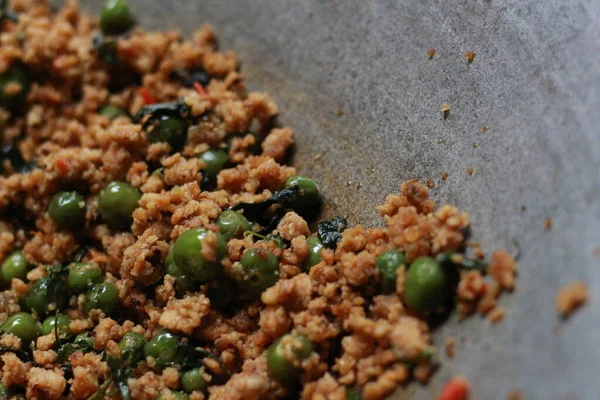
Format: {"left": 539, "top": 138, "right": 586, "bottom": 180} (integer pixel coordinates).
{"left": 41, "top": 314, "right": 71, "bottom": 337}
{"left": 1, "top": 312, "right": 41, "bottom": 344}
{"left": 144, "top": 330, "right": 181, "bottom": 369}
{"left": 119, "top": 332, "right": 146, "bottom": 360}
{"left": 84, "top": 282, "right": 120, "bottom": 315}
{"left": 99, "top": 105, "right": 128, "bottom": 120}
{"left": 0, "top": 381, "right": 7, "bottom": 399}
{"left": 172, "top": 228, "right": 227, "bottom": 284}
{"left": 98, "top": 181, "right": 142, "bottom": 227}
{"left": 100, "top": 0, "right": 135, "bottom": 35}
{"left": 267, "top": 334, "right": 313, "bottom": 383}
{"left": 216, "top": 210, "right": 251, "bottom": 240}
{"left": 68, "top": 263, "right": 103, "bottom": 294}
{"left": 181, "top": 367, "right": 208, "bottom": 393}
{"left": 346, "top": 388, "right": 362, "bottom": 400}
{"left": 304, "top": 237, "right": 324, "bottom": 268}
{"left": 199, "top": 149, "right": 229, "bottom": 179}
{"left": 375, "top": 250, "right": 406, "bottom": 293}
{"left": 284, "top": 175, "right": 321, "bottom": 208}
{"left": 236, "top": 249, "right": 279, "bottom": 296}
{"left": 164, "top": 249, "right": 197, "bottom": 293}
{"left": 25, "top": 277, "right": 67, "bottom": 317}
{"left": 147, "top": 115, "right": 187, "bottom": 149}
{"left": 403, "top": 256, "right": 449, "bottom": 313}
{"left": 157, "top": 391, "right": 188, "bottom": 400}
{"left": 1, "top": 250, "right": 30, "bottom": 283}
{"left": 0, "top": 65, "right": 30, "bottom": 111}
{"left": 48, "top": 191, "right": 87, "bottom": 229}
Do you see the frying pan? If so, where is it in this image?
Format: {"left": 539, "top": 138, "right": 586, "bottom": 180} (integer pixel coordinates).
{"left": 80, "top": 1, "right": 600, "bottom": 398}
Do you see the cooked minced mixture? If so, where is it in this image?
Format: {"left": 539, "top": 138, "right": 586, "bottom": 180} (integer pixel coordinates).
{"left": 0, "top": 1, "right": 518, "bottom": 399}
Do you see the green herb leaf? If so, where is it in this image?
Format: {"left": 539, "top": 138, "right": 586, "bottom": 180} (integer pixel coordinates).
{"left": 56, "top": 341, "right": 93, "bottom": 363}
{"left": 0, "top": 140, "right": 37, "bottom": 174}
{"left": 179, "top": 341, "right": 231, "bottom": 377}
{"left": 317, "top": 216, "right": 348, "bottom": 249}
{"left": 133, "top": 99, "right": 190, "bottom": 123}
{"left": 230, "top": 186, "right": 300, "bottom": 229}
{"left": 87, "top": 379, "right": 112, "bottom": 400}
{"left": 436, "top": 252, "right": 488, "bottom": 273}
{"left": 0, "top": 346, "right": 31, "bottom": 363}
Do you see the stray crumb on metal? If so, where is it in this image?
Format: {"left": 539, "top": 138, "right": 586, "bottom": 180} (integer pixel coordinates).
{"left": 355, "top": 183, "right": 361, "bottom": 190}
{"left": 337, "top": 109, "right": 345, "bottom": 116}
{"left": 427, "top": 48, "right": 436, "bottom": 59}
{"left": 545, "top": 218, "right": 553, "bottom": 230}
{"left": 441, "top": 171, "right": 448, "bottom": 180}
{"left": 436, "top": 139, "right": 443, "bottom": 144}
{"left": 465, "top": 51, "right": 476, "bottom": 63}
{"left": 445, "top": 337, "right": 455, "bottom": 358}
{"left": 466, "top": 166, "right": 474, "bottom": 175}
{"left": 441, "top": 103, "right": 450, "bottom": 119}
{"left": 426, "top": 177, "right": 435, "bottom": 189}
{"left": 472, "top": 143, "right": 478, "bottom": 149}
{"left": 507, "top": 389, "right": 523, "bottom": 400}
{"left": 593, "top": 246, "right": 600, "bottom": 258}
{"left": 346, "top": 181, "right": 352, "bottom": 186}
{"left": 377, "top": 121, "right": 384, "bottom": 127}
{"left": 313, "top": 153, "right": 323, "bottom": 161}
{"left": 481, "top": 126, "right": 488, "bottom": 133}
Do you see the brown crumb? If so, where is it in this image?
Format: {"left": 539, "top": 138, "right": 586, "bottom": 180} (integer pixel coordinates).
{"left": 465, "top": 51, "right": 476, "bottom": 63}
{"left": 355, "top": 183, "right": 361, "bottom": 190}
{"left": 313, "top": 153, "right": 323, "bottom": 161}
{"left": 481, "top": 126, "right": 488, "bottom": 133}
{"left": 472, "top": 143, "right": 478, "bottom": 149}
{"left": 555, "top": 280, "right": 589, "bottom": 318}
{"left": 337, "top": 109, "right": 345, "bottom": 116}
{"left": 488, "top": 307, "right": 505, "bottom": 324}
{"left": 426, "top": 177, "right": 435, "bottom": 189}
{"left": 545, "top": 218, "right": 553, "bottom": 230}
{"left": 441, "top": 103, "right": 450, "bottom": 119}
{"left": 466, "top": 166, "right": 474, "bottom": 176}
{"left": 507, "top": 389, "right": 523, "bottom": 400}
{"left": 441, "top": 172, "right": 449, "bottom": 181}
{"left": 427, "top": 48, "right": 436, "bottom": 59}
{"left": 445, "top": 337, "right": 455, "bottom": 358}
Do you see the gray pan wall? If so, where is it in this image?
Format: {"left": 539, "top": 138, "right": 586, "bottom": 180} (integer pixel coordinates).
{"left": 80, "top": 1, "right": 600, "bottom": 398}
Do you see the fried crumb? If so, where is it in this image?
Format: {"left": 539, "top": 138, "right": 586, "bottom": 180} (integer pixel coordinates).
{"left": 465, "top": 51, "right": 476, "bottom": 63}
{"left": 441, "top": 103, "right": 450, "bottom": 119}
{"left": 441, "top": 172, "right": 449, "bottom": 181}
{"left": 555, "top": 281, "right": 589, "bottom": 318}
{"left": 507, "top": 389, "right": 523, "bottom": 400}
{"left": 472, "top": 143, "right": 478, "bottom": 149}
{"left": 545, "top": 218, "right": 553, "bottom": 230}
{"left": 481, "top": 126, "right": 488, "bottom": 133}
{"left": 488, "top": 307, "right": 505, "bottom": 324}
{"left": 445, "top": 337, "right": 455, "bottom": 358}
{"left": 427, "top": 48, "right": 436, "bottom": 59}
{"left": 426, "top": 177, "right": 435, "bottom": 189}
{"left": 337, "top": 109, "right": 345, "bottom": 116}
{"left": 466, "top": 166, "right": 474, "bottom": 176}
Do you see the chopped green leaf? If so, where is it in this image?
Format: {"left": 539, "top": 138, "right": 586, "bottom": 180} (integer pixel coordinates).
{"left": 230, "top": 186, "right": 300, "bottom": 229}
{"left": 92, "top": 32, "right": 119, "bottom": 66}
{"left": 133, "top": 100, "right": 190, "bottom": 123}
{"left": 436, "top": 252, "right": 488, "bottom": 273}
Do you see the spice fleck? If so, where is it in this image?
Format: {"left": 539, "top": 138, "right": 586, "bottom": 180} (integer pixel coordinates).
{"left": 465, "top": 51, "right": 476, "bottom": 63}
{"left": 427, "top": 48, "right": 436, "bottom": 59}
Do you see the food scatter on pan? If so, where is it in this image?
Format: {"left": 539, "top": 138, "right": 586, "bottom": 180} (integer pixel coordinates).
{"left": 0, "top": 1, "right": 582, "bottom": 399}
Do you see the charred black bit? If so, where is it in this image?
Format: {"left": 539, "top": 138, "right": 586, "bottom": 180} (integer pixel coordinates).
{"left": 0, "top": 140, "right": 37, "bottom": 174}
{"left": 0, "top": 0, "right": 18, "bottom": 23}
{"left": 133, "top": 99, "right": 190, "bottom": 123}
{"left": 199, "top": 169, "right": 213, "bottom": 191}
{"left": 92, "top": 32, "right": 119, "bottom": 66}
{"left": 179, "top": 340, "right": 232, "bottom": 377}
{"left": 170, "top": 68, "right": 212, "bottom": 87}
{"left": 72, "top": 245, "right": 90, "bottom": 263}
{"left": 436, "top": 252, "right": 488, "bottom": 273}
{"left": 317, "top": 216, "right": 348, "bottom": 249}
{"left": 230, "top": 186, "right": 300, "bottom": 225}
{"left": 0, "top": 346, "right": 31, "bottom": 363}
